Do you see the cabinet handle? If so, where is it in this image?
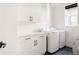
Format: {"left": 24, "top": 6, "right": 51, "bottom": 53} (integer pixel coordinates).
{"left": 40, "top": 36, "right": 44, "bottom": 37}
{"left": 34, "top": 40, "right": 38, "bottom": 46}
{"left": 25, "top": 38, "right": 31, "bottom": 40}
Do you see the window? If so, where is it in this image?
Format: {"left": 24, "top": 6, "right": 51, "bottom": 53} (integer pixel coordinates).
{"left": 65, "top": 7, "right": 78, "bottom": 26}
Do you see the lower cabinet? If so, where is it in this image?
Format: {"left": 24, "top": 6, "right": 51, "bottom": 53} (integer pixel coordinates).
{"left": 18, "top": 34, "right": 46, "bottom": 55}
{"left": 32, "top": 34, "right": 46, "bottom": 55}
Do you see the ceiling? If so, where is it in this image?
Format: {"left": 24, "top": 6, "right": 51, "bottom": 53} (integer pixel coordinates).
{"left": 51, "top": 3, "right": 74, "bottom": 7}
{"left": 51, "top": 3, "right": 63, "bottom": 6}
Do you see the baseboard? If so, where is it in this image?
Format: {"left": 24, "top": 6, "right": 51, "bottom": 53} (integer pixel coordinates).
{"left": 64, "top": 46, "right": 72, "bottom": 49}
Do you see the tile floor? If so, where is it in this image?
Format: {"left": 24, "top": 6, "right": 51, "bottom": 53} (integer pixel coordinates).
{"left": 45, "top": 47, "right": 73, "bottom": 55}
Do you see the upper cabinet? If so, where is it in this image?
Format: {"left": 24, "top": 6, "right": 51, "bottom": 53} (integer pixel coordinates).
{"left": 17, "top": 3, "right": 42, "bottom": 24}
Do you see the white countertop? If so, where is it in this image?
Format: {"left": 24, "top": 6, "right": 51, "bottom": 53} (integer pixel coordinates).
{"left": 17, "top": 32, "right": 47, "bottom": 38}
{"left": 17, "top": 29, "right": 64, "bottom": 38}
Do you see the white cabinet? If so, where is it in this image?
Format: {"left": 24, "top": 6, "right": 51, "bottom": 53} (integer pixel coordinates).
{"left": 32, "top": 34, "right": 46, "bottom": 55}
{"left": 18, "top": 37, "right": 34, "bottom": 54}
{"left": 18, "top": 34, "right": 46, "bottom": 55}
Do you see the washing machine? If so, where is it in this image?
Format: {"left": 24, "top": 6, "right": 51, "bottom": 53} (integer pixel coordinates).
{"left": 47, "top": 30, "right": 59, "bottom": 53}
{"left": 43, "top": 27, "right": 65, "bottom": 53}
{"left": 42, "top": 27, "right": 59, "bottom": 53}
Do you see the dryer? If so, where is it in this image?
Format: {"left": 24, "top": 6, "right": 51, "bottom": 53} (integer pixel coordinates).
{"left": 59, "top": 30, "right": 65, "bottom": 48}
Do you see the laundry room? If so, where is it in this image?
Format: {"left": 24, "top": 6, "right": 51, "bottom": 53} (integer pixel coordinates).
{"left": 0, "top": 2, "right": 79, "bottom": 55}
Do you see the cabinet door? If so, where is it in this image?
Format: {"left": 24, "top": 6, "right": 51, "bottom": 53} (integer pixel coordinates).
{"left": 18, "top": 37, "right": 34, "bottom": 54}
{"left": 31, "top": 36, "right": 40, "bottom": 54}
{"left": 32, "top": 34, "right": 46, "bottom": 55}
{"left": 39, "top": 35, "right": 46, "bottom": 54}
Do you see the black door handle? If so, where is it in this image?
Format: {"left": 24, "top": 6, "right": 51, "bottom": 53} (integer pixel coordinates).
{"left": 0, "top": 41, "right": 6, "bottom": 48}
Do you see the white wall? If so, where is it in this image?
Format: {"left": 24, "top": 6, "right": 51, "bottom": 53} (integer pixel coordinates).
{"left": 51, "top": 4, "right": 65, "bottom": 30}
{"left": 17, "top": 3, "right": 50, "bottom": 36}
{"left": 51, "top": 3, "right": 79, "bottom": 48}
{"left": 0, "top": 3, "right": 17, "bottom": 54}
